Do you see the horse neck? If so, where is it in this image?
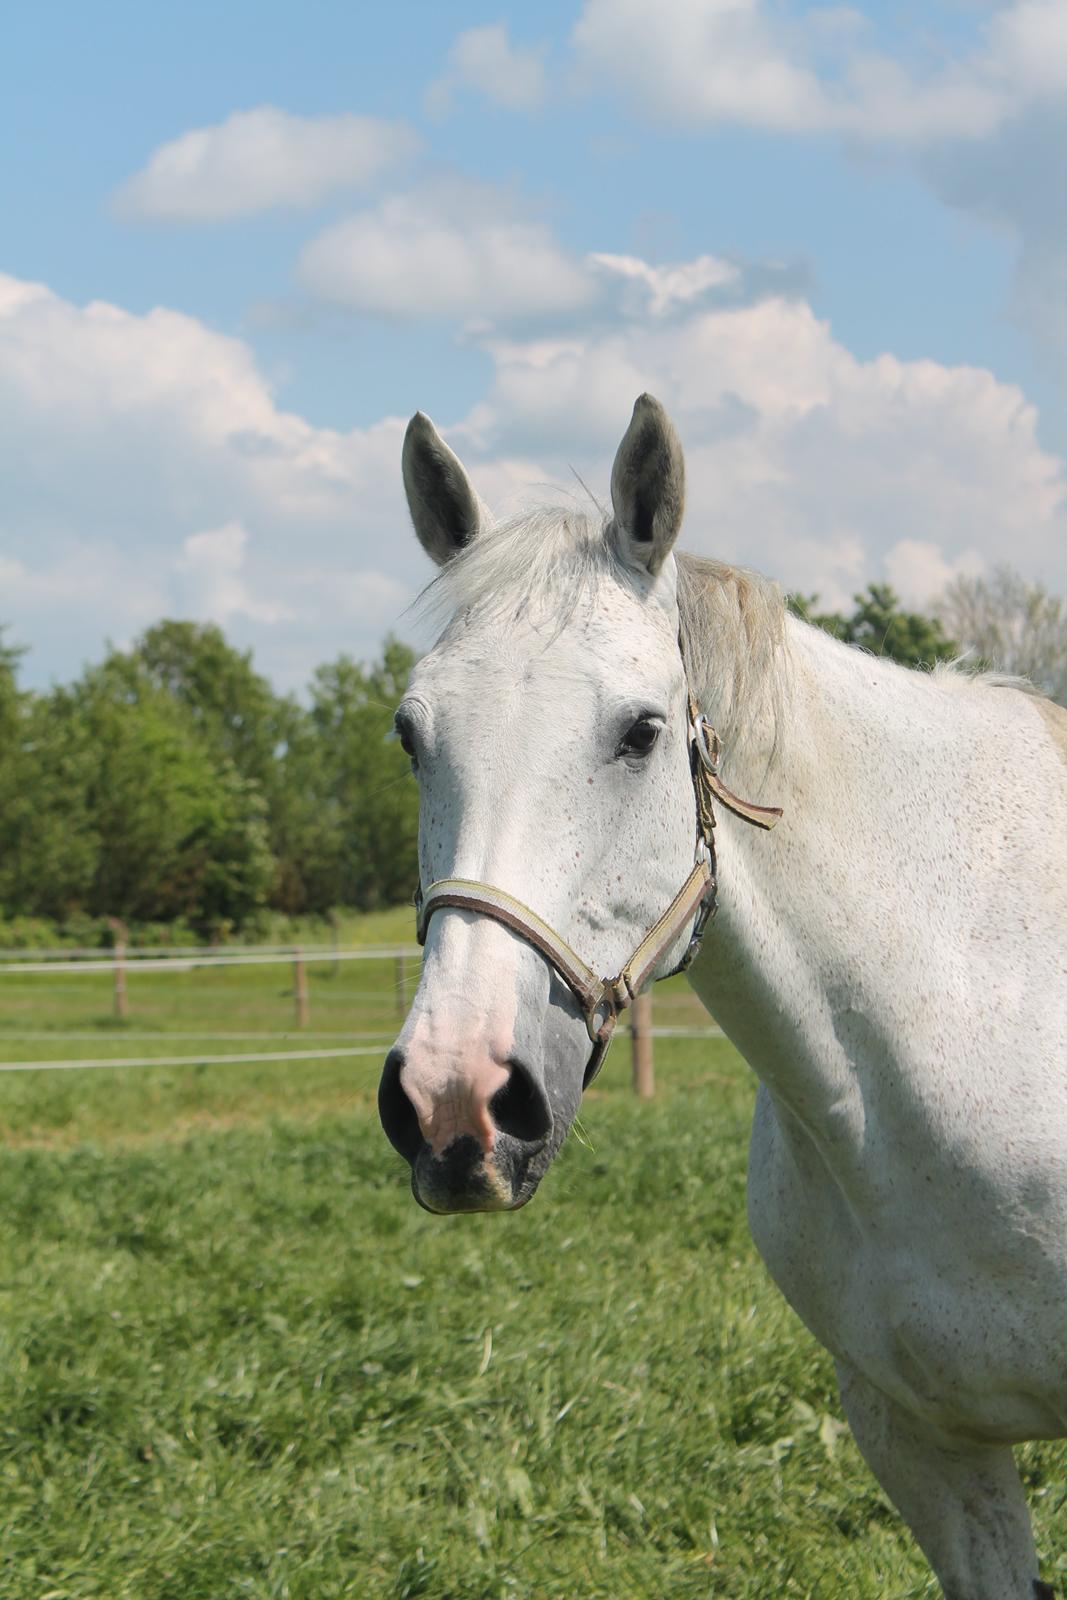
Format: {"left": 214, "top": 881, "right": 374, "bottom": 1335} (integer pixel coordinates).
{"left": 688, "top": 616, "right": 970, "bottom": 1115}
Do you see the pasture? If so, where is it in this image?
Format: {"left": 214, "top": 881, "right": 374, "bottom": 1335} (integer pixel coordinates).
{"left": 1, "top": 916, "right": 1064, "bottom": 1598}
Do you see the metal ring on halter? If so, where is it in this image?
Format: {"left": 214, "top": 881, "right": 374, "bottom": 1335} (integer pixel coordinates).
{"left": 584, "top": 987, "right": 616, "bottom": 1046}
{"left": 691, "top": 712, "right": 722, "bottom": 774}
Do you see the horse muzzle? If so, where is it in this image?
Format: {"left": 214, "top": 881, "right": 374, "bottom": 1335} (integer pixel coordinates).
{"left": 378, "top": 1046, "right": 553, "bottom": 1213}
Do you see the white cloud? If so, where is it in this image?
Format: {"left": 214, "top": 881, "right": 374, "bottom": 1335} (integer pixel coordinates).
{"left": 588, "top": 253, "right": 740, "bottom": 316}
{"left": 987, "top": 0, "right": 1067, "bottom": 98}
{"left": 457, "top": 289, "right": 1067, "bottom": 607}
{"left": 884, "top": 539, "right": 985, "bottom": 608}
{"left": 922, "top": 99, "right": 1067, "bottom": 366}
{"left": 0, "top": 271, "right": 420, "bottom": 687}
{"left": 571, "top": 0, "right": 1067, "bottom": 142}
{"left": 297, "top": 184, "right": 795, "bottom": 327}
{"left": 573, "top": 0, "right": 831, "bottom": 133}
{"left": 175, "top": 522, "right": 294, "bottom": 624}
{"left": 4, "top": 261, "right": 1067, "bottom": 692}
{"left": 427, "top": 23, "right": 548, "bottom": 116}
{"left": 297, "top": 183, "right": 597, "bottom": 321}
{"left": 114, "top": 106, "right": 420, "bottom": 222}
{"left": 571, "top": 0, "right": 1067, "bottom": 377}
{"left": 0, "top": 544, "right": 166, "bottom": 634}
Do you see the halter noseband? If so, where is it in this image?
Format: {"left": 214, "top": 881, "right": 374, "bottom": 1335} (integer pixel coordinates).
{"left": 414, "top": 685, "right": 782, "bottom": 1086}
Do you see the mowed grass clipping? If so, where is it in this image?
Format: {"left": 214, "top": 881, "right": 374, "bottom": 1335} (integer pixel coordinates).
{"left": 2, "top": 935, "right": 1066, "bottom": 1598}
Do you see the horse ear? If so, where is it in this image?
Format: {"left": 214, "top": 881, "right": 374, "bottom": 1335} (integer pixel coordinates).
{"left": 609, "top": 394, "right": 685, "bottom": 577}
{"left": 403, "top": 412, "right": 487, "bottom": 566}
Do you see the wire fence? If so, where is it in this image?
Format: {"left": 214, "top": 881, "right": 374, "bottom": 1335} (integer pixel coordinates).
{"left": 0, "top": 939, "right": 721, "bottom": 1087}
{"left": 0, "top": 947, "right": 420, "bottom": 974}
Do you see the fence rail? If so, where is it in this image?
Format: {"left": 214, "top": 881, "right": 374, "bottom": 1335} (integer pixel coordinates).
{"left": 0, "top": 939, "right": 722, "bottom": 1088}
{"left": 0, "top": 1044, "right": 389, "bottom": 1074}
{"left": 0, "top": 943, "right": 348, "bottom": 960}
{"left": 0, "top": 946, "right": 420, "bottom": 975}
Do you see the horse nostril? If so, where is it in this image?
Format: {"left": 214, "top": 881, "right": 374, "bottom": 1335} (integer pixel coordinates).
{"left": 378, "top": 1047, "right": 423, "bottom": 1163}
{"left": 489, "top": 1059, "right": 552, "bottom": 1147}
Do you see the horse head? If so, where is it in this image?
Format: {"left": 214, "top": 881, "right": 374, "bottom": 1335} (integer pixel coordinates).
{"left": 378, "top": 396, "right": 710, "bottom": 1212}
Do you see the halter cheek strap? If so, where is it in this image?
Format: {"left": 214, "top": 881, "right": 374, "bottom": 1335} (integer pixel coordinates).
{"left": 414, "top": 690, "right": 781, "bottom": 1087}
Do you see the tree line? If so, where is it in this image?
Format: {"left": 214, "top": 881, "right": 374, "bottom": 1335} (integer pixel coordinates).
{"left": 0, "top": 622, "right": 418, "bottom": 942}
{"left": 0, "top": 566, "right": 1062, "bottom": 942}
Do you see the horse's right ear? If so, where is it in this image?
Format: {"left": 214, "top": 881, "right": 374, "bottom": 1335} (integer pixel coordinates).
{"left": 608, "top": 393, "right": 685, "bottom": 577}
{"left": 402, "top": 412, "right": 487, "bottom": 566}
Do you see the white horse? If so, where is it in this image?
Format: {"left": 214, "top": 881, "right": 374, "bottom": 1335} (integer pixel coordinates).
{"left": 379, "top": 394, "right": 1067, "bottom": 1598}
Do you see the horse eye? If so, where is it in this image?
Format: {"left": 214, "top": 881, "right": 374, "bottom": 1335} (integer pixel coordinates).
{"left": 618, "top": 718, "right": 660, "bottom": 758}
{"left": 394, "top": 719, "right": 418, "bottom": 768}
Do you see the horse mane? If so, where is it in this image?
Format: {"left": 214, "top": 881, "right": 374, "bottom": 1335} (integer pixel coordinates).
{"left": 675, "top": 553, "right": 786, "bottom": 754}
{"left": 414, "top": 505, "right": 788, "bottom": 755}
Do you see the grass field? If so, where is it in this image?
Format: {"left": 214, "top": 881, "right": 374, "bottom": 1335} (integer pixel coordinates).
{"left": 1, "top": 916, "right": 1065, "bottom": 1598}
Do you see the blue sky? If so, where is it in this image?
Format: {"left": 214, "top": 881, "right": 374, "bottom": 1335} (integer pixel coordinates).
{"left": 2, "top": 0, "right": 1066, "bottom": 687}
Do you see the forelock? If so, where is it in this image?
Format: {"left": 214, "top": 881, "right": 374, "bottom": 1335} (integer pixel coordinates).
{"left": 414, "top": 505, "right": 634, "bottom": 637}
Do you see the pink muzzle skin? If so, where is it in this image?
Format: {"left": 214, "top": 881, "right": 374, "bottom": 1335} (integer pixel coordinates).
{"left": 398, "top": 1056, "right": 510, "bottom": 1157}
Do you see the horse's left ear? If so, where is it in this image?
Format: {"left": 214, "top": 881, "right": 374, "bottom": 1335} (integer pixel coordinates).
{"left": 609, "top": 393, "right": 686, "bottom": 577}
{"left": 402, "top": 411, "right": 489, "bottom": 566}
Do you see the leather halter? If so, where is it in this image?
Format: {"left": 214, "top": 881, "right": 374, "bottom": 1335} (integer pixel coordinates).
{"left": 414, "top": 685, "right": 782, "bottom": 1086}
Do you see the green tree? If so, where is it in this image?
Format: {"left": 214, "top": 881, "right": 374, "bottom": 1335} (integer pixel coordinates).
{"left": 268, "top": 716, "right": 342, "bottom": 916}
{"left": 102, "top": 621, "right": 323, "bottom": 916}
{"left": 113, "top": 620, "right": 294, "bottom": 787}
{"left": 789, "top": 583, "right": 956, "bottom": 669}
{"left": 0, "top": 665, "right": 273, "bottom": 935}
{"left": 0, "top": 685, "right": 99, "bottom": 919}
{"left": 309, "top": 636, "right": 419, "bottom": 911}
{"left": 0, "top": 632, "right": 101, "bottom": 922}
{"left": 0, "top": 627, "right": 22, "bottom": 732}
{"left": 0, "top": 628, "right": 27, "bottom": 856}
{"left": 0, "top": 622, "right": 422, "bottom": 932}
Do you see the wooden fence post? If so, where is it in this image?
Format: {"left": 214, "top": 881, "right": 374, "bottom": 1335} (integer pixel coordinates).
{"left": 395, "top": 953, "right": 408, "bottom": 1017}
{"left": 113, "top": 938, "right": 128, "bottom": 1021}
{"left": 108, "top": 916, "right": 129, "bottom": 1020}
{"left": 293, "top": 949, "right": 309, "bottom": 1027}
{"left": 630, "top": 990, "right": 654, "bottom": 1098}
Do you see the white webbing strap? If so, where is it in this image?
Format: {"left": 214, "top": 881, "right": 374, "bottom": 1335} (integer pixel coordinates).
{"left": 416, "top": 879, "right": 608, "bottom": 1022}
{"left": 416, "top": 857, "right": 713, "bottom": 1058}
{"left": 614, "top": 857, "right": 713, "bottom": 998}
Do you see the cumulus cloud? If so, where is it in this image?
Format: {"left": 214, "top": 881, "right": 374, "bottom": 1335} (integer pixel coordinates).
{"left": 427, "top": 22, "right": 548, "bottom": 116}
{"left": 114, "top": 106, "right": 420, "bottom": 222}
{"left": 884, "top": 539, "right": 985, "bottom": 608}
{"left": 297, "top": 182, "right": 597, "bottom": 321}
{"left": 987, "top": 0, "right": 1067, "bottom": 99}
{"left": 922, "top": 100, "right": 1067, "bottom": 364}
{"left": 297, "top": 183, "right": 806, "bottom": 327}
{"left": 175, "top": 522, "right": 294, "bottom": 624}
{"left": 4, "top": 261, "right": 1067, "bottom": 690}
{"left": 588, "top": 253, "right": 740, "bottom": 316}
{"left": 0, "top": 271, "right": 420, "bottom": 687}
{"left": 571, "top": 0, "right": 1067, "bottom": 142}
{"left": 571, "top": 0, "right": 1067, "bottom": 379}
{"left": 456, "top": 289, "right": 1067, "bottom": 608}
{"left": 573, "top": 0, "right": 835, "bottom": 133}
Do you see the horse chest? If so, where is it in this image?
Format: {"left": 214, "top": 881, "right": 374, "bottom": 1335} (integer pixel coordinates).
{"left": 747, "top": 1082, "right": 1067, "bottom": 1440}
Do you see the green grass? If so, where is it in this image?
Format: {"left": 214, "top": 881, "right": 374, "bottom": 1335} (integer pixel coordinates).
{"left": 1, "top": 930, "right": 1066, "bottom": 1597}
